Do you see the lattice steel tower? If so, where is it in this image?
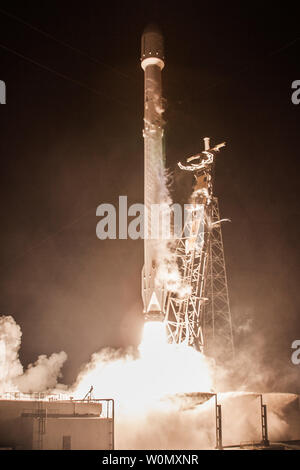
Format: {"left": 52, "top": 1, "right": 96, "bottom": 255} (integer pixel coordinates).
{"left": 165, "top": 137, "right": 234, "bottom": 358}
{"left": 203, "top": 196, "right": 234, "bottom": 358}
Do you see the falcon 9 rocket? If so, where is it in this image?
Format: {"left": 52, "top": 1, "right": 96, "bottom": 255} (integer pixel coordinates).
{"left": 141, "top": 25, "right": 167, "bottom": 322}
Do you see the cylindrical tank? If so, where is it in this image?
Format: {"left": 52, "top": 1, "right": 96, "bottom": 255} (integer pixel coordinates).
{"left": 141, "top": 24, "right": 166, "bottom": 316}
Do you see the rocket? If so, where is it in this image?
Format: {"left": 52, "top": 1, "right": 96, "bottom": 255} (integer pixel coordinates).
{"left": 141, "top": 25, "right": 167, "bottom": 321}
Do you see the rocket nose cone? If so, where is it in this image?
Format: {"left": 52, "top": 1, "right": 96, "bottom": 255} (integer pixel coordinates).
{"left": 141, "top": 23, "right": 164, "bottom": 63}
{"left": 143, "top": 23, "right": 162, "bottom": 36}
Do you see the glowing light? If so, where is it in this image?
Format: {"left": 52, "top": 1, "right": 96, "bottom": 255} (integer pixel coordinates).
{"left": 71, "top": 329, "right": 214, "bottom": 413}
{"left": 139, "top": 321, "right": 167, "bottom": 357}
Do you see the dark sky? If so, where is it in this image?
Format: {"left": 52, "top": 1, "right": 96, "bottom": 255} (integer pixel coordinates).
{"left": 0, "top": 1, "right": 299, "bottom": 389}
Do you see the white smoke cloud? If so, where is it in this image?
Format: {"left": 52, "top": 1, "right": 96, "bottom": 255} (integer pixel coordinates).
{"left": 0, "top": 315, "right": 67, "bottom": 394}
{"left": 68, "top": 341, "right": 216, "bottom": 449}
{"left": 14, "top": 351, "right": 67, "bottom": 393}
{"left": 153, "top": 169, "right": 187, "bottom": 296}
{"left": 70, "top": 342, "right": 214, "bottom": 406}
{"left": 116, "top": 399, "right": 215, "bottom": 450}
{"left": 66, "top": 329, "right": 300, "bottom": 449}
{"left": 0, "top": 315, "right": 23, "bottom": 393}
{"left": 115, "top": 391, "right": 300, "bottom": 449}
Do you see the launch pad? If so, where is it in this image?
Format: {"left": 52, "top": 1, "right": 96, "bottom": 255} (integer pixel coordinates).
{"left": 1, "top": 391, "right": 300, "bottom": 450}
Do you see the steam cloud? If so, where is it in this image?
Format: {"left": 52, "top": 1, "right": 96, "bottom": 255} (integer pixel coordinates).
{"left": 0, "top": 315, "right": 67, "bottom": 394}
{"left": 154, "top": 169, "right": 188, "bottom": 296}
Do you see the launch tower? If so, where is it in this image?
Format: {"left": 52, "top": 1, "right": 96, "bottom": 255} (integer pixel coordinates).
{"left": 165, "top": 138, "right": 234, "bottom": 356}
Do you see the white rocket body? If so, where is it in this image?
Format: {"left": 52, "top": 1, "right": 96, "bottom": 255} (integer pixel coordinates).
{"left": 141, "top": 25, "right": 166, "bottom": 320}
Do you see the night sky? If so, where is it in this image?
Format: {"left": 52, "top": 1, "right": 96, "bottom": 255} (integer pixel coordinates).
{"left": 0, "top": 1, "right": 299, "bottom": 389}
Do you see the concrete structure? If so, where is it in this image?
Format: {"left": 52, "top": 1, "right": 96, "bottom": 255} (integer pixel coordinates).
{"left": 0, "top": 394, "right": 114, "bottom": 450}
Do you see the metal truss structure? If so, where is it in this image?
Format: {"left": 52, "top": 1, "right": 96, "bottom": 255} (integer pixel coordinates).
{"left": 203, "top": 197, "right": 234, "bottom": 357}
{"left": 165, "top": 138, "right": 234, "bottom": 358}
{"left": 165, "top": 202, "right": 208, "bottom": 351}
